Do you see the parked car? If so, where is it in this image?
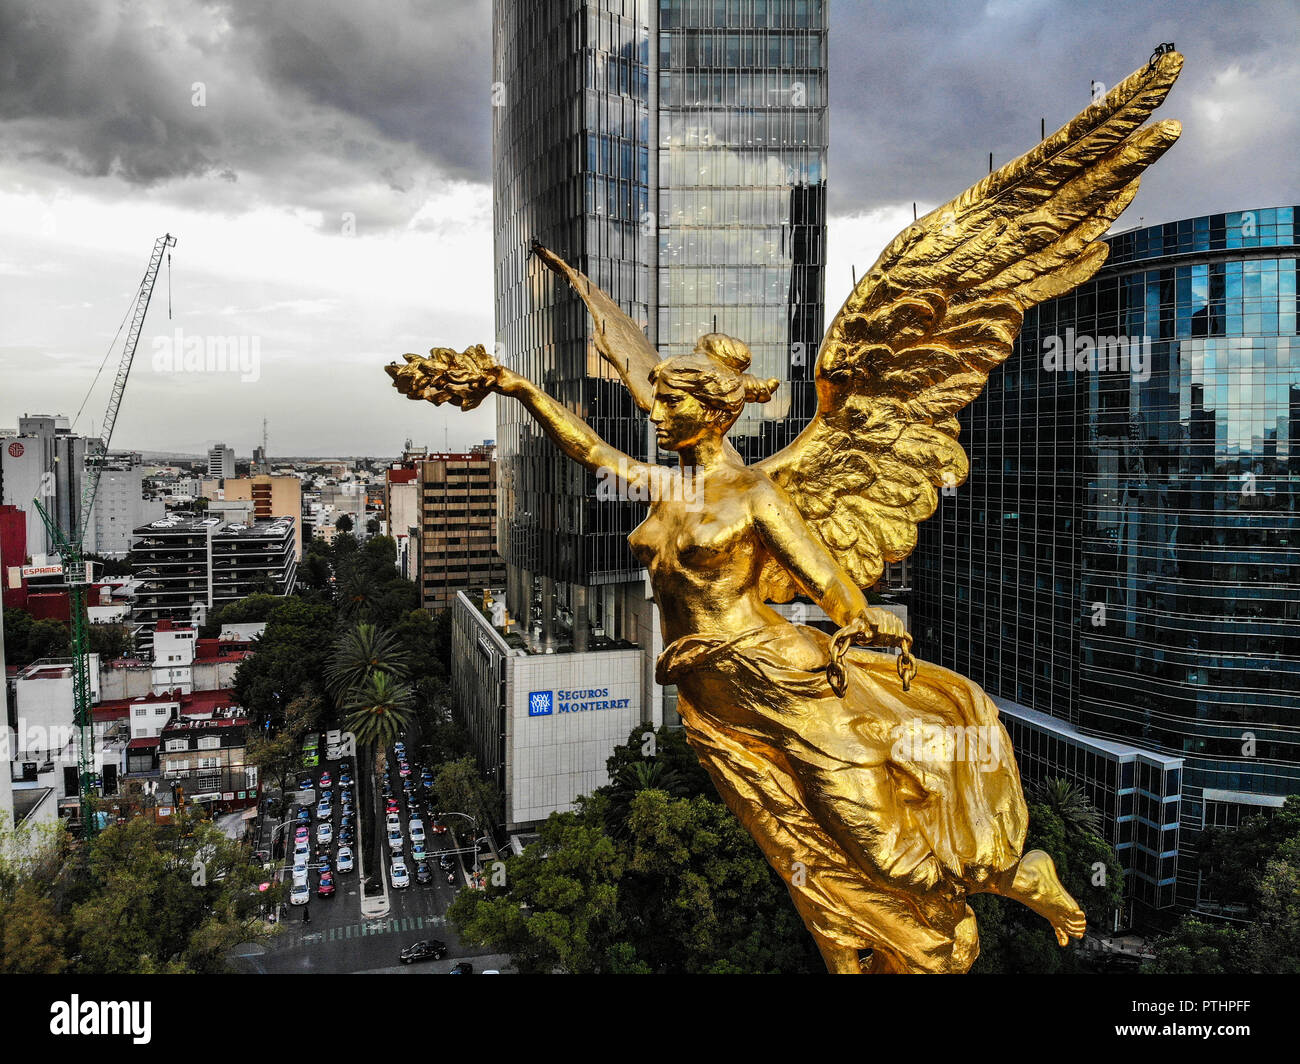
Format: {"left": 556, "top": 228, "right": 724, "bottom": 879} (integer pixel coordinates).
{"left": 449, "top": 962, "right": 473, "bottom": 975}
{"left": 336, "top": 846, "right": 354, "bottom": 873}
{"left": 398, "top": 939, "right": 446, "bottom": 964}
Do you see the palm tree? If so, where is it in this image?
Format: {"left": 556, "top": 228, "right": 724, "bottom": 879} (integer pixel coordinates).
{"left": 325, "top": 623, "right": 410, "bottom": 701}
{"left": 337, "top": 570, "right": 379, "bottom": 621}
{"left": 604, "top": 760, "right": 685, "bottom": 834}
{"left": 1035, "top": 777, "right": 1103, "bottom": 837}
{"left": 342, "top": 671, "right": 415, "bottom": 752}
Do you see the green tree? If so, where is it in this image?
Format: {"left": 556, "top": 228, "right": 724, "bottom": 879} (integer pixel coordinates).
{"left": 25, "top": 618, "right": 71, "bottom": 662}
{"left": 88, "top": 622, "right": 134, "bottom": 661}
{"left": 447, "top": 806, "right": 623, "bottom": 974}
{"left": 231, "top": 596, "right": 335, "bottom": 729}
{"left": 2, "top": 607, "right": 34, "bottom": 669}
{"left": 429, "top": 755, "right": 501, "bottom": 832}
{"left": 247, "top": 693, "right": 323, "bottom": 796}
{"left": 342, "top": 671, "right": 414, "bottom": 752}
{"left": 334, "top": 514, "right": 354, "bottom": 534}
{"left": 325, "top": 622, "right": 411, "bottom": 702}
{"left": 0, "top": 886, "right": 67, "bottom": 973}
{"left": 1143, "top": 919, "right": 1249, "bottom": 974}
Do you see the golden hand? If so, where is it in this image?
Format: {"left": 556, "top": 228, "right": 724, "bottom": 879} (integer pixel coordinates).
{"left": 827, "top": 608, "right": 916, "bottom": 697}
{"left": 385, "top": 344, "right": 506, "bottom": 412}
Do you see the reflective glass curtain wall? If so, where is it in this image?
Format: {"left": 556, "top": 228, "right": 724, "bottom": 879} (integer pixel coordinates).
{"left": 493, "top": 0, "right": 828, "bottom": 602}
{"left": 913, "top": 208, "right": 1300, "bottom": 911}
{"left": 656, "top": 0, "right": 827, "bottom": 460}
{"left": 494, "top": 0, "right": 652, "bottom": 588}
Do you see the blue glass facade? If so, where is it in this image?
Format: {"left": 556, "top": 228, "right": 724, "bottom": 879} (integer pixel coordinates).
{"left": 913, "top": 207, "right": 1300, "bottom": 914}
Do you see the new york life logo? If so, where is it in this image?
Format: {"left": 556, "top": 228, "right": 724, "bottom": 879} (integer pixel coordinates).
{"left": 528, "top": 691, "right": 554, "bottom": 717}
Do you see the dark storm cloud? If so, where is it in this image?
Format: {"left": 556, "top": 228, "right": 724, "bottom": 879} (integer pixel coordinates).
{"left": 829, "top": 0, "right": 1299, "bottom": 222}
{"left": 0, "top": 0, "right": 1294, "bottom": 229}
{"left": 0, "top": 0, "right": 491, "bottom": 224}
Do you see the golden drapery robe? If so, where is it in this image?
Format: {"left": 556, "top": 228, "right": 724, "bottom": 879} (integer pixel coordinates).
{"left": 657, "top": 622, "right": 1028, "bottom": 974}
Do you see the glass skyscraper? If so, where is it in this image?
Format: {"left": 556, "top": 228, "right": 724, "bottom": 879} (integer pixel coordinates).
{"left": 492, "top": 0, "right": 827, "bottom": 669}
{"left": 913, "top": 207, "right": 1300, "bottom": 917}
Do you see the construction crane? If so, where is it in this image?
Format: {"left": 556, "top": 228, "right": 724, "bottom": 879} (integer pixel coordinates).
{"left": 33, "top": 232, "right": 177, "bottom": 839}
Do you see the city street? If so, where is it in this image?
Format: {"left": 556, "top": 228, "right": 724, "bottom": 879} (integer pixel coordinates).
{"left": 231, "top": 737, "right": 508, "bottom": 974}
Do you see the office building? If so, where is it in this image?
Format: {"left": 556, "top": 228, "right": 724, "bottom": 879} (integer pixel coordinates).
{"left": 912, "top": 206, "right": 1300, "bottom": 919}
{"left": 492, "top": 0, "right": 828, "bottom": 730}
{"left": 206, "top": 444, "right": 235, "bottom": 480}
{"left": 0, "top": 414, "right": 91, "bottom": 558}
{"left": 413, "top": 448, "right": 505, "bottom": 611}
{"left": 451, "top": 590, "right": 642, "bottom": 829}
{"left": 222, "top": 474, "right": 304, "bottom": 558}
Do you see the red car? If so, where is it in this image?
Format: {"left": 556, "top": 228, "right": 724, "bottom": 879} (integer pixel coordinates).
{"left": 385, "top": 798, "right": 400, "bottom": 814}
{"left": 430, "top": 822, "right": 447, "bottom": 835}
{"left": 317, "top": 873, "right": 335, "bottom": 898}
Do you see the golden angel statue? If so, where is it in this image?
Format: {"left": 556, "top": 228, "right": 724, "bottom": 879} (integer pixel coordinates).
{"left": 387, "top": 52, "right": 1182, "bottom": 973}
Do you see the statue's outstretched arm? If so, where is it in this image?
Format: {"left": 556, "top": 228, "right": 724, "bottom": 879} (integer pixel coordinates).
{"left": 387, "top": 343, "right": 659, "bottom": 492}
{"left": 498, "top": 369, "right": 656, "bottom": 488}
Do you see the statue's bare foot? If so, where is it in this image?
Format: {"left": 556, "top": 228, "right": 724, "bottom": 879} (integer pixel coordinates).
{"left": 1005, "top": 850, "right": 1086, "bottom": 946}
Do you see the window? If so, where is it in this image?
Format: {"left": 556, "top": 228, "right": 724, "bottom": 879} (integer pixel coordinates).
{"left": 197, "top": 736, "right": 220, "bottom": 750}
{"left": 165, "top": 739, "right": 187, "bottom": 752}
{"left": 134, "top": 708, "right": 148, "bottom": 717}
{"left": 198, "top": 757, "right": 219, "bottom": 769}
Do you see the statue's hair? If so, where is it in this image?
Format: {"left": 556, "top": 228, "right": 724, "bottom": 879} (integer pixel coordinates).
{"left": 649, "top": 333, "right": 780, "bottom": 417}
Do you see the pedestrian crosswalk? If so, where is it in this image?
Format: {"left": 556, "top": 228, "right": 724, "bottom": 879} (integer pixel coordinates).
{"left": 282, "top": 913, "right": 446, "bottom": 948}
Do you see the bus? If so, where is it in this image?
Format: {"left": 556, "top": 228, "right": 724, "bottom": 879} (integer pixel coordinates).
{"left": 301, "top": 732, "right": 321, "bottom": 769}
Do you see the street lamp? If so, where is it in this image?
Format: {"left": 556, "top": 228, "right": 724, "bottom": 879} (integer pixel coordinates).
{"left": 434, "top": 810, "right": 478, "bottom": 876}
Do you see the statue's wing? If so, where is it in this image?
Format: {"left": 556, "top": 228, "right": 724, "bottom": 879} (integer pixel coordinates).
{"left": 755, "top": 51, "right": 1183, "bottom": 602}
{"left": 530, "top": 241, "right": 659, "bottom": 413}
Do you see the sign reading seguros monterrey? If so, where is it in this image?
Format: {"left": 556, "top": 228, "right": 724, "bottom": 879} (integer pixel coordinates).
{"left": 528, "top": 688, "right": 632, "bottom": 717}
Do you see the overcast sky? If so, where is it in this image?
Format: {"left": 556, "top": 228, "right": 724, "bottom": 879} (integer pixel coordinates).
{"left": 1, "top": 0, "right": 1295, "bottom": 457}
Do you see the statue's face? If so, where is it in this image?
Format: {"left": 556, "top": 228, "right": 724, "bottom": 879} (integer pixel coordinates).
{"left": 650, "top": 379, "right": 718, "bottom": 450}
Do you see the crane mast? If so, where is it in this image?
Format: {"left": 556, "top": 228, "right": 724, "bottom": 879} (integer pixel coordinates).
{"left": 34, "top": 232, "right": 176, "bottom": 839}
